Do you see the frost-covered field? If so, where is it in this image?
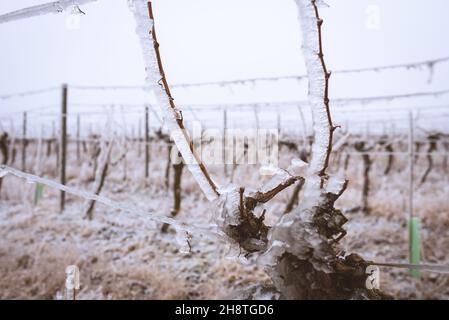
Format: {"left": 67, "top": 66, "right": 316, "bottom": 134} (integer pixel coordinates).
{"left": 1, "top": 0, "right": 449, "bottom": 301}
{"left": 0, "top": 141, "right": 448, "bottom": 299}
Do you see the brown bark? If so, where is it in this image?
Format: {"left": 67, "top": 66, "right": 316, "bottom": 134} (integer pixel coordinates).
{"left": 344, "top": 153, "right": 351, "bottom": 171}
{"left": 284, "top": 178, "right": 305, "bottom": 214}
{"left": 146, "top": 2, "right": 218, "bottom": 199}
{"left": 443, "top": 141, "right": 449, "bottom": 174}
{"left": 85, "top": 142, "right": 112, "bottom": 220}
{"left": 354, "top": 141, "right": 373, "bottom": 214}
{"left": 0, "top": 132, "right": 9, "bottom": 193}
{"left": 162, "top": 152, "right": 184, "bottom": 233}
{"left": 383, "top": 144, "right": 394, "bottom": 175}
{"left": 419, "top": 134, "right": 438, "bottom": 186}
{"left": 262, "top": 0, "right": 389, "bottom": 300}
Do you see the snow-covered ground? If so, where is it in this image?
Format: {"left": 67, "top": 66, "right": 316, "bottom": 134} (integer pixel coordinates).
{"left": 0, "top": 141, "right": 448, "bottom": 299}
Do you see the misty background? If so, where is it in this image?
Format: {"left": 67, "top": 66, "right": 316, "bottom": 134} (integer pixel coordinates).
{"left": 0, "top": 0, "right": 448, "bottom": 136}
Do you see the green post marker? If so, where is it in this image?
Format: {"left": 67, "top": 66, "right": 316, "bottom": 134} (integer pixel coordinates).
{"left": 407, "top": 113, "right": 420, "bottom": 278}
{"left": 409, "top": 217, "right": 421, "bottom": 278}
{"left": 34, "top": 183, "right": 44, "bottom": 205}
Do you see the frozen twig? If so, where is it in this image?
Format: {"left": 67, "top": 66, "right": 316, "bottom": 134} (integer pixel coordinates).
{"left": 0, "top": 0, "right": 97, "bottom": 24}
{"left": 354, "top": 141, "right": 375, "bottom": 213}
{"left": 0, "top": 165, "right": 222, "bottom": 239}
{"left": 259, "top": 0, "right": 389, "bottom": 300}
{"left": 248, "top": 163, "right": 306, "bottom": 211}
{"left": 418, "top": 134, "right": 439, "bottom": 187}
{"left": 129, "top": 0, "right": 218, "bottom": 201}
{"left": 215, "top": 162, "right": 306, "bottom": 253}
{"left": 300, "top": 0, "right": 335, "bottom": 180}
{"left": 83, "top": 139, "right": 113, "bottom": 219}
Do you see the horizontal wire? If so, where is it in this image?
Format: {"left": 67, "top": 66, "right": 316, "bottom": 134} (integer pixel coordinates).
{"left": 0, "top": 88, "right": 59, "bottom": 101}
{"left": 2, "top": 57, "right": 448, "bottom": 98}
{"left": 69, "top": 56, "right": 449, "bottom": 90}
{"left": 371, "top": 262, "right": 449, "bottom": 274}
{"left": 15, "top": 89, "right": 445, "bottom": 112}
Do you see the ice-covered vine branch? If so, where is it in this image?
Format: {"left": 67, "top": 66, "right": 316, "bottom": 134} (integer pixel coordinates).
{"left": 251, "top": 0, "right": 391, "bottom": 300}
{"left": 298, "top": 0, "right": 335, "bottom": 183}
{"left": 0, "top": 165, "right": 222, "bottom": 238}
{"left": 0, "top": 0, "right": 96, "bottom": 24}
{"left": 129, "top": 0, "right": 219, "bottom": 201}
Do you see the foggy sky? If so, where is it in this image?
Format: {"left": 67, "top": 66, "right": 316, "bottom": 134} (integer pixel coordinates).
{"left": 0, "top": 0, "right": 448, "bottom": 135}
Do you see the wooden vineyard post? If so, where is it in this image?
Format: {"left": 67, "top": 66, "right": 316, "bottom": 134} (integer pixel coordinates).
{"left": 59, "top": 84, "right": 68, "bottom": 212}
{"left": 144, "top": 105, "right": 150, "bottom": 178}
{"left": 138, "top": 118, "right": 142, "bottom": 158}
{"left": 277, "top": 111, "right": 281, "bottom": 137}
{"left": 21, "top": 111, "right": 27, "bottom": 171}
{"left": 253, "top": 105, "right": 260, "bottom": 132}
{"left": 53, "top": 120, "right": 59, "bottom": 168}
{"left": 276, "top": 111, "right": 281, "bottom": 157}
{"left": 8, "top": 121, "right": 16, "bottom": 166}
{"left": 164, "top": 144, "right": 172, "bottom": 190}
{"left": 408, "top": 111, "right": 420, "bottom": 277}
{"left": 223, "top": 109, "right": 228, "bottom": 177}
{"left": 0, "top": 132, "right": 9, "bottom": 194}
{"left": 365, "top": 121, "right": 370, "bottom": 139}
{"left": 296, "top": 105, "right": 308, "bottom": 150}
{"left": 76, "top": 114, "right": 80, "bottom": 163}
{"left": 171, "top": 154, "right": 184, "bottom": 216}
{"left": 131, "top": 125, "right": 136, "bottom": 152}
{"left": 162, "top": 150, "right": 184, "bottom": 233}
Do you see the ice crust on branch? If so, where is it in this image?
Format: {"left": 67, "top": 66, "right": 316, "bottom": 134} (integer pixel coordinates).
{"left": 297, "top": 4, "right": 332, "bottom": 184}
{"left": 260, "top": 0, "right": 346, "bottom": 275}
{"left": 256, "top": 2, "right": 389, "bottom": 300}
{"left": 129, "top": 0, "right": 218, "bottom": 201}
{"left": 0, "top": 0, "right": 96, "bottom": 24}
{"left": 0, "top": 165, "right": 223, "bottom": 240}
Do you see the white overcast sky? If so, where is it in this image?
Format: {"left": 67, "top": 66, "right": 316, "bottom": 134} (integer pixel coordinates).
{"left": 0, "top": 0, "right": 448, "bottom": 134}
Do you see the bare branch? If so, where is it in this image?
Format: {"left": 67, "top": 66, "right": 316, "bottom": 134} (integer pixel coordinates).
{"left": 130, "top": 0, "right": 218, "bottom": 200}
{"left": 84, "top": 140, "right": 113, "bottom": 220}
